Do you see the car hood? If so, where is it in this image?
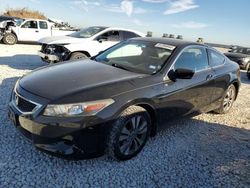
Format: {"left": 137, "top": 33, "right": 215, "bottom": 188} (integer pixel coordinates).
{"left": 19, "top": 60, "right": 144, "bottom": 100}
{"left": 224, "top": 52, "right": 249, "bottom": 59}
{"left": 38, "top": 35, "right": 87, "bottom": 44}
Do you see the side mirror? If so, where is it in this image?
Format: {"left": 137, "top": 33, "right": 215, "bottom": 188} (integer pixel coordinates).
{"left": 167, "top": 68, "right": 195, "bottom": 81}
{"left": 97, "top": 38, "right": 107, "bottom": 43}
{"left": 174, "top": 68, "right": 195, "bottom": 79}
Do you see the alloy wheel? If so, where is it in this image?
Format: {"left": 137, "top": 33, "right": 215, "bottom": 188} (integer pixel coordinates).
{"left": 223, "top": 86, "right": 236, "bottom": 112}
{"left": 6, "top": 35, "right": 15, "bottom": 44}
{"left": 118, "top": 115, "right": 148, "bottom": 156}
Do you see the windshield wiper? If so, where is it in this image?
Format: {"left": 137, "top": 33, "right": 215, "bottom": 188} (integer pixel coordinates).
{"left": 111, "top": 63, "right": 130, "bottom": 71}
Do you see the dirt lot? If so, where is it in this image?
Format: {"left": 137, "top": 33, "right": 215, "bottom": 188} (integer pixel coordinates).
{"left": 0, "top": 44, "right": 249, "bottom": 187}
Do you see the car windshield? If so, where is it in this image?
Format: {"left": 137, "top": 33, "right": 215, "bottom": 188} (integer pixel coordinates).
{"left": 15, "top": 19, "right": 24, "bottom": 26}
{"left": 68, "top": 26, "right": 107, "bottom": 38}
{"left": 233, "top": 48, "right": 250, "bottom": 55}
{"left": 95, "top": 40, "right": 175, "bottom": 74}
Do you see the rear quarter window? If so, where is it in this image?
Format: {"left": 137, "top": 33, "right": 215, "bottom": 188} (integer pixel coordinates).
{"left": 39, "top": 21, "right": 48, "bottom": 29}
{"left": 208, "top": 49, "right": 225, "bottom": 67}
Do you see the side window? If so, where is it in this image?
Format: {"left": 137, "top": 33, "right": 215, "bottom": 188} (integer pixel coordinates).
{"left": 208, "top": 49, "right": 225, "bottom": 67}
{"left": 174, "top": 47, "right": 209, "bottom": 72}
{"left": 39, "top": 21, "right": 48, "bottom": 29}
{"left": 122, "top": 31, "right": 139, "bottom": 40}
{"left": 97, "top": 30, "right": 120, "bottom": 41}
{"left": 21, "top": 21, "right": 38, "bottom": 29}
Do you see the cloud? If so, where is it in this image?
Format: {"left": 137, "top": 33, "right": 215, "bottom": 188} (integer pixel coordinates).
{"left": 70, "top": 0, "right": 100, "bottom": 11}
{"left": 142, "top": 0, "right": 168, "bottom": 3}
{"left": 121, "top": 0, "right": 134, "bottom": 16}
{"left": 103, "top": 4, "right": 123, "bottom": 13}
{"left": 164, "top": 0, "right": 199, "bottom": 15}
{"left": 104, "top": 1, "right": 150, "bottom": 16}
{"left": 171, "top": 21, "right": 208, "bottom": 29}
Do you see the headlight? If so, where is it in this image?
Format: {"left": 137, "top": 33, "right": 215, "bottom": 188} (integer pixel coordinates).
{"left": 242, "top": 57, "right": 250, "bottom": 62}
{"left": 43, "top": 99, "right": 114, "bottom": 117}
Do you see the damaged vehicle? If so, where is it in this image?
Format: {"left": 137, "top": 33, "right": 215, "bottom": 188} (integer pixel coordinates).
{"left": 0, "top": 17, "right": 76, "bottom": 45}
{"left": 38, "top": 26, "right": 145, "bottom": 63}
{"left": 0, "top": 16, "right": 23, "bottom": 43}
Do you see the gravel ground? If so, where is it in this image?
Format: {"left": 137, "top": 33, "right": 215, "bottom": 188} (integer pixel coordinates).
{"left": 0, "top": 44, "right": 249, "bottom": 188}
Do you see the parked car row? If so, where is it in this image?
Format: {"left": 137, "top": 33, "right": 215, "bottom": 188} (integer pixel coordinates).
{"left": 224, "top": 47, "right": 250, "bottom": 70}
{"left": 8, "top": 36, "right": 241, "bottom": 160}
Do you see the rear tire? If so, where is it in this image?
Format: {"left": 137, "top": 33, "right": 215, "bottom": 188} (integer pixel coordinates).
{"left": 214, "top": 84, "right": 236, "bottom": 114}
{"left": 3, "top": 33, "right": 17, "bottom": 45}
{"left": 70, "top": 52, "right": 88, "bottom": 61}
{"left": 107, "top": 106, "right": 151, "bottom": 160}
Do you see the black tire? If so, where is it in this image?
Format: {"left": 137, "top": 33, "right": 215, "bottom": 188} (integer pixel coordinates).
{"left": 70, "top": 52, "right": 88, "bottom": 61}
{"left": 107, "top": 106, "right": 151, "bottom": 160}
{"left": 3, "top": 33, "right": 17, "bottom": 45}
{"left": 214, "top": 84, "right": 236, "bottom": 114}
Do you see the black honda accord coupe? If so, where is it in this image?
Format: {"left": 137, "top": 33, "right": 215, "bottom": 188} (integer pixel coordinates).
{"left": 8, "top": 38, "right": 241, "bottom": 160}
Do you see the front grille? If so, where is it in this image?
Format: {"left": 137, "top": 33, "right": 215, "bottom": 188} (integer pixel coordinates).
{"left": 16, "top": 96, "right": 36, "bottom": 112}
{"left": 13, "top": 92, "right": 41, "bottom": 114}
{"left": 41, "top": 44, "right": 68, "bottom": 55}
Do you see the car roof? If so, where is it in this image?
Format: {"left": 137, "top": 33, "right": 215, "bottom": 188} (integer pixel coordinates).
{"left": 104, "top": 27, "right": 145, "bottom": 37}
{"left": 132, "top": 37, "right": 203, "bottom": 48}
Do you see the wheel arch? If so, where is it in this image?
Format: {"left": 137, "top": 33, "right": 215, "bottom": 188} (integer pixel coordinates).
{"left": 231, "top": 80, "right": 240, "bottom": 99}
{"left": 69, "top": 50, "right": 91, "bottom": 59}
{"left": 11, "top": 31, "right": 18, "bottom": 39}
{"left": 115, "top": 99, "right": 158, "bottom": 137}
{"left": 136, "top": 103, "right": 157, "bottom": 137}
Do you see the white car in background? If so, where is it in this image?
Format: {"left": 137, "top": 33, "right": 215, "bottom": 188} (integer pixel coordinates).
{"left": 1, "top": 18, "right": 75, "bottom": 45}
{"left": 38, "top": 26, "right": 145, "bottom": 63}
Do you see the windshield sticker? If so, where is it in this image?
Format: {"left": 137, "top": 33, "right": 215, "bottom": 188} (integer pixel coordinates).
{"left": 155, "top": 43, "right": 176, "bottom": 50}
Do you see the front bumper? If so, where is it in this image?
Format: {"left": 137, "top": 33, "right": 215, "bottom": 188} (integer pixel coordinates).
{"left": 8, "top": 97, "right": 111, "bottom": 159}
{"left": 38, "top": 51, "right": 59, "bottom": 62}
{"left": 38, "top": 44, "right": 71, "bottom": 63}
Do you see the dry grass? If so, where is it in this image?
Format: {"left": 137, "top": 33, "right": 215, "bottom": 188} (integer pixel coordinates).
{"left": 3, "top": 8, "right": 47, "bottom": 19}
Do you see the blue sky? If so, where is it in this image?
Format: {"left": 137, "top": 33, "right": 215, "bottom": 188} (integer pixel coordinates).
{"left": 0, "top": 0, "right": 250, "bottom": 46}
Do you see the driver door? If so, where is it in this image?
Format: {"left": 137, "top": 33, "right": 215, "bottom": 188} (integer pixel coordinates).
{"left": 18, "top": 20, "right": 40, "bottom": 41}
{"left": 157, "top": 46, "right": 215, "bottom": 122}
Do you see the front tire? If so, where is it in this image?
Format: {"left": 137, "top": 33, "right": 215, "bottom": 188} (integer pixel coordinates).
{"left": 3, "top": 33, "right": 17, "bottom": 45}
{"left": 70, "top": 52, "right": 88, "bottom": 61}
{"left": 107, "top": 106, "right": 151, "bottom": 160}
{"left": 214, "top": 84, "right": 236, "bottom": 114}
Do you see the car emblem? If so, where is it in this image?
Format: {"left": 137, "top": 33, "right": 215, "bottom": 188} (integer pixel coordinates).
{"left": 15, "top": 95, "right": 19, "bottom": 106}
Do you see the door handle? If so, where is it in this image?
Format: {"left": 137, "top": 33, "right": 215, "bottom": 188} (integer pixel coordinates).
{"left": 206, "top": 74, "right": 213, "bottom": 80}
{"left": 35, "top": 30, "right": 39, "bottom": 32}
